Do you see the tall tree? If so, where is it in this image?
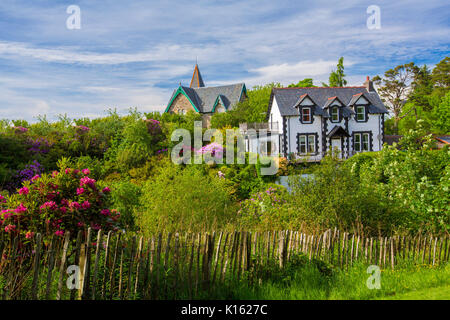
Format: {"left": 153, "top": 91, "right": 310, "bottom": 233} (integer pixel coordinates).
{"left": 431, "top": 57, "right": 450, "bottom": 89}
{"left": 322, "top": 57, "right": 347, "bottom": 87}
{"left": 288, "top": 78, "right": 316, "bottom": 88}
{"left": 373, "top": 62, "right": 418, "bottom": 133}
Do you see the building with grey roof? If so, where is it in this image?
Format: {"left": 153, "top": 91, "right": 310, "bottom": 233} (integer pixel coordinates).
{"left": 164, "top": 64, "right": 247, "bottom": 127}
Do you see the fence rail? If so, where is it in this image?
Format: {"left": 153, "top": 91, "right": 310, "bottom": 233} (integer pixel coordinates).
{"left": 0, "top": 229, "right": 448, "bottom": 300}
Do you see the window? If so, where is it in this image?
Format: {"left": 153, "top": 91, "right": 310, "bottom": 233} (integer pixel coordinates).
{"left": 301, "top": 108, "right": 311, "bottom": 123}
{"left": 331, "top": 107, "right": 339, "bottom": 122}
{"left": 178, "top": 109, "right": 186, "bottom": 115}
{"left": 307, "top": 135, "right": 315, "bottom": 153}
{"left": 298, "top": 134, "right": 316, "bottom": 154}
{"left": 362, "top": 133, "right": 369, "bottom": 151}
{"left": 354, "top": 133, "right": 370, "bottom": 152}
{"left": 354, "top": 134, "right": 361, "bottom": 152}
{"left": 356, "top": 106, "right": 366, "bottom": 121}
{"left": 299, "top": 135, "right": 307, "bottom": 154}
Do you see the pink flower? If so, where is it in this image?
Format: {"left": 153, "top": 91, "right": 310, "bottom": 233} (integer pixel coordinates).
{"left": 77, "top": 222, "right": 84, "bottom": 227}
{"left": 70, "top": 201, "right": 81, "bottom": 210}
{"left": 15, "top": 203, "right": 27, "bottom": 213}
{"left": 80, "top": 177, "right": 96, "bottom": 189}
{"left": 31, "top": 175, "right": 40, "bottom": 182}
{"left": 40, "top": 201, "right": 57, "bottom": 211}
{"left": 82, "top": 168, "right": 90, "bottom": 175}
{"left": 76, "top": 188, "right": 85, "bottom": 195}
{"left": 0, "top": 194, "right": 6, "bottom": 203}
{"left": 4, "top": 224, "right": 16, "bottom": 233}
{"left": 100, "top": 209, "right": 110, "bottom": 216}
{"left": 18, "top": 186, "right": 29, "bottom": 195}
{"left": 65, "top": 168, "right": 72, "bottom": 174}
{"left": 81, "top": 200, "right": 91, "bottom": 209}
{"left": 60, "top": 207, "right": 67, "bottom": 214}
{"left": 55, "top": 230, "right": 64, "bottom": 237}
{"left": 92, "top": 224, "right": 101, "bottom": 231}
{"left": 73, "top": 169, "right": 80, "bottom": 174}
{"left": 25, "top": 231, "right": 35, "bottom": 239}
{"left": 52, "top": 171, "right": 59, "bottom": 177}
{"left": 102, "top": 187, "right": 111, "bottom": 193}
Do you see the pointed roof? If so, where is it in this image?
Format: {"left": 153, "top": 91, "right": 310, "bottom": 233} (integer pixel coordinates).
{"left": 190, "top": 64, "right": 205, "bottom": 88}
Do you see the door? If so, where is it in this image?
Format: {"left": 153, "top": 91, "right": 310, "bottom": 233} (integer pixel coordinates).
{"left": 331, "top": 138, "right": 342, "bottom": 158}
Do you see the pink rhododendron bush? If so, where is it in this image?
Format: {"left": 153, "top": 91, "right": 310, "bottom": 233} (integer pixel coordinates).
{"left": 0, "top": 165, "right": 120, "bottom": 241}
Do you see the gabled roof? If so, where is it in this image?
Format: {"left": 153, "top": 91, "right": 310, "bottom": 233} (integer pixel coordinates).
{"left": 190, "top": 64, "right": 205, "bottom": 88}
{"left": 323, "top": 96, "right": 345, "bottom": 108}
{"left": 166, "top": 83, "right": 246, "bottom": 114}
{"left": 268, "top": 86, "right": 388, "bottom": 117}
{"left": 327, "top": 125, "right": 350, "bottom": 138}
{"left": 293, "top": 93, "right": 316, "bottom": 107}
{"left": 348, "top": 92, "right": 371, "bottom": 106}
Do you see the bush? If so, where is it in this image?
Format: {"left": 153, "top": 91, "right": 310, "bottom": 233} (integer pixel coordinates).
{"left": 135, "top": 164, "right": 236, "bottom": 235}
{"left": 0, "top": 160, "right": 120, "bottom": 241}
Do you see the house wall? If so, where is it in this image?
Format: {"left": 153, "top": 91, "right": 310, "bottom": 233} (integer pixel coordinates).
{"left": 168, "top": 93, "right": 197, "bottom": 114}
{"left": 348, "top": 113, "right": 383, "bottom": 153}
{"left": 286, "top": 114, "right": 323, "bottom": 161}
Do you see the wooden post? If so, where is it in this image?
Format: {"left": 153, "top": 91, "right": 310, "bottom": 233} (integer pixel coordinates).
{"left": 81, "top": 228, "right": 92, "bottom": 300}
{"left": 31, "top": 233, "right": 43, "bottom": 300}
{"left": 101, "top": 231, "right": 112, "bottom": 300}
{"left": 134, "top": 236, "right": 144, "bottom": 298}
{"left": 91, "top": 229, "right": 103, "bottom": 300}
{"left": 56, "top": 231, "right": 71, "bottom": 300}
{"left": 70, "top": 231, "right": 83, "bottom": 300}
{"left": 108, "top": 233, "right": 121, "bottom": 300}
{"left": 45, "top": 238, "right": 56, "bottom": 300}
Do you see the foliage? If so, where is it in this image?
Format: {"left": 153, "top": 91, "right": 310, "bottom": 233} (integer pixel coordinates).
{"left": 322, "top": 57, "right": 347, "bottom": 87}
{"left": 0, "top": 159, "right": 120, "bottom": 240}
{"left": 135, "top": 164, "right": 236, "bottom": 235}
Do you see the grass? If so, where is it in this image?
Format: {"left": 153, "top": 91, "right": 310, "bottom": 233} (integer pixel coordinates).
{"left": 222, "top": 259, "right": 450, "bottom": 300}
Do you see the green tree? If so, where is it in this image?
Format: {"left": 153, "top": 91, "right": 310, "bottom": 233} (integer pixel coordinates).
{"left": 373, "top": 62, "right": 417, "bottom": 133}
{"left": 323, "top": 57, "right": 347, "bottom": 87}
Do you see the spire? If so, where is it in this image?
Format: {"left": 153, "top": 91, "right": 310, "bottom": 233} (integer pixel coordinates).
{"left": 190, "top": 64, "right": 205, "bottom": 88}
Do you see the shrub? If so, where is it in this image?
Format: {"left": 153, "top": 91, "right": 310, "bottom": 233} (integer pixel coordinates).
{"left": 0, "top": 161, "right": 120, "bottom": 241}
{"left": 135, "top": 164, "right": 236, "bottom": 235}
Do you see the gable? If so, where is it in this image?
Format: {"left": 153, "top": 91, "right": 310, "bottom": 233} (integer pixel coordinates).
{"left": 165, "top": 88, "right": 200, "bottom": 113}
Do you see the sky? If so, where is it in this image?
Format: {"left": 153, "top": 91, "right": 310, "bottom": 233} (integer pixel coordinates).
{"left": 0, "top": 0, "right": 449, "bottom": 121}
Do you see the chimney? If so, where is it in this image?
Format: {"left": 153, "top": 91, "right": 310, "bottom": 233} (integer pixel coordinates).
{"left": 364, "top": 76, "right": 374, "bottom": 92}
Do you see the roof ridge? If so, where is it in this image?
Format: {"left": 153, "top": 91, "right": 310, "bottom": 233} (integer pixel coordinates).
{"left": 274, "top": 86, "right": 366, "bottom": 90}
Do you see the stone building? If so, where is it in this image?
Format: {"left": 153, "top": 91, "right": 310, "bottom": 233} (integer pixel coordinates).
{"left": 164, "top": 64, "right": 247, "bottom": 127}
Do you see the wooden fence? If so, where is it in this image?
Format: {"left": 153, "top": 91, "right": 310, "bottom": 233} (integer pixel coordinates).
{"left": 0, "top": 229, "right": 448, "bottom": 300}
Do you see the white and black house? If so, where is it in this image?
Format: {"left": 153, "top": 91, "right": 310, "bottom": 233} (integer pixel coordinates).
{"left": 243, "top": 77, "right": 388, "bottom": 160}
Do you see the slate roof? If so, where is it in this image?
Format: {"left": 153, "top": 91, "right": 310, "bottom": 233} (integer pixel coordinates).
{"left": 190, "top": 64, "right": 205, "bottom": 88}
{"left": 167, "top": 83, "right": 246, "bottom": 114}
{"left": 269, "top": 86, "right": 388, "bottom": 117}
{"left": 327, "top": 125, "right": 350, "bottom": 138}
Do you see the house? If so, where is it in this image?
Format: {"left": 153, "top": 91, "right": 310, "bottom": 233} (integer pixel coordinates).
{"left": 242, "top": 77, "right": 388, "bottom": 160}
{"left": 434, "top": 136, "right": 450, "bottom": 149}
{"left": 164, "top": 64, "right": 247, "bottom": 127}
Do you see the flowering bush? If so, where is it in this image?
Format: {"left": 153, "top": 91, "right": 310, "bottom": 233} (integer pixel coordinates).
{"left": 0, "top": 164, "right": 120, "bottom": 240}
{"left": 238, "top": 186, "right": 288, "bottom": 230}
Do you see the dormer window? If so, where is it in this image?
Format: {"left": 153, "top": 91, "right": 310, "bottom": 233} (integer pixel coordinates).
{"left": 331, "top": 107, "right": 339, "bottom": 122}
{"left": 356, "top": 106, "right": 366, "bottom": 122}
{"left": 301, "top": 107, "right": 311, "bottom": 123}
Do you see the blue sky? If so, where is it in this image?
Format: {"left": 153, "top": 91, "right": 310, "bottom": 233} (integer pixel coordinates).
{"left": 0, "top": 0, "right": 449, "bottom": 121}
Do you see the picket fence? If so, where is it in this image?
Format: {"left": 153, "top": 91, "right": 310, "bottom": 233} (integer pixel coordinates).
{"left": 0, "top": 228, "right": 448, "bottom": 300}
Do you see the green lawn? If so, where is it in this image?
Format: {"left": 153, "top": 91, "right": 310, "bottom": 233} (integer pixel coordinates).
{"left": 224, "top": 260, "right": 450, "bottom": 300}
{"left": 378, "top": 285, "right": 450, "bottom": 300}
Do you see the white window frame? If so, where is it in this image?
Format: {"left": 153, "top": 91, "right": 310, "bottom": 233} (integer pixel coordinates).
{"left": 331, "top": 107, "right": 339, "bottom": 122}
{"left": 356, "top": 106, "right": 365, "bottom": 121}
{"left": 354, "top": 132, "right": 370, "bottom": 152}
{"left": 298, "top": 134, "right": 316, "bottom": 154}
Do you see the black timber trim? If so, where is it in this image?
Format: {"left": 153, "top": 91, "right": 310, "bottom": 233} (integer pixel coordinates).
{"left": 282, "top": 116, "right": 288, "bottom": 156}
{"left": 322, "top": 117, "right": 327, "bottom": 155}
